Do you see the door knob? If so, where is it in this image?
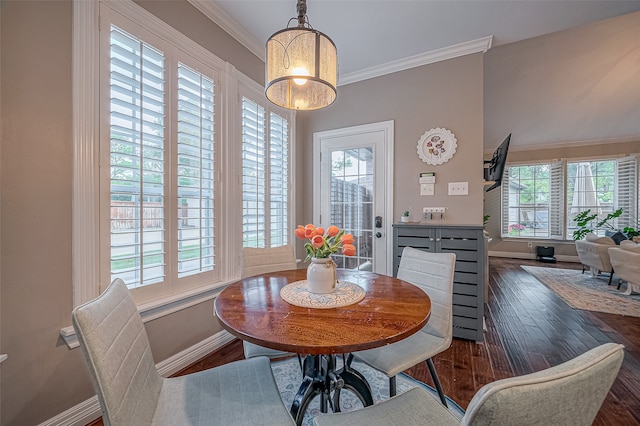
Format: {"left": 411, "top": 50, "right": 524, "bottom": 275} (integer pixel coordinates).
{"left": 375, "top": 232, "right": 382, "bottom": 238}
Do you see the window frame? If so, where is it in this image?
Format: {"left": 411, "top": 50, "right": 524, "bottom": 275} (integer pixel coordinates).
{"left": 70, "top": 0, "right": 295, "bottom": 325}
{"left": 501, "top": 162, "right": 555, "bottom": 239}
{"left": 501, "top": 155, "right": 638, "bottom": 241}
{"left": 238, "top": 84, "right": 294, "bottom": 249}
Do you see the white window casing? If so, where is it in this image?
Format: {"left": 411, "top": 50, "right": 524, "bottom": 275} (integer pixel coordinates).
{"left": 66, "top": 0, "right": 295, "bottom": 346}
{"left": 501, "top": 156, "right": 638, "bottom": 241}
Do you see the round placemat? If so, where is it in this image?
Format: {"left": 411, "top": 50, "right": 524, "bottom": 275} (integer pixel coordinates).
{"left": 280, "top": 280, "right": 366, "bottom": 309}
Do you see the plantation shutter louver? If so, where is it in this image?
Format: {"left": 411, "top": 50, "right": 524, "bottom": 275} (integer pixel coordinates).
{"left": 109, "top": 26, "right": 166, "bottom": 289}
{"left": 549, "top": 161, "right": 565, "bottom": 239}
{"left": 176, "top": 63, "right": 215, "bottom": 277}
{"left": 616, "top": 155, "right": 638, "bottom": 230}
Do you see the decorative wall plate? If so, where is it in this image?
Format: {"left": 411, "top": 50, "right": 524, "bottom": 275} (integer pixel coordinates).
{"left": 417, "top": 128, "right": 457, "bottom": 165}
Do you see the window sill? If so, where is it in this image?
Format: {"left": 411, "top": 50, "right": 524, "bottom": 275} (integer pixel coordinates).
{"left": 502, "top": 237, "right": 575, "bottom": 244}
{"left": 60, "top": 278, "right": 237, "bottom": 349}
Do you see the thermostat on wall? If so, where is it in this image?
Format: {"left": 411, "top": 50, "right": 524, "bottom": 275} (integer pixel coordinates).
{"left": 419, "top": 172, "right": 436, "bottom": 184}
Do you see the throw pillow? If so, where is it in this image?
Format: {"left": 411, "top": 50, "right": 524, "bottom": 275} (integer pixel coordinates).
{"left": 585, "top": 233, "right": 599, "bottom": 242}
{"left": 609, "top": 231, "right": 628, "bottom": 245}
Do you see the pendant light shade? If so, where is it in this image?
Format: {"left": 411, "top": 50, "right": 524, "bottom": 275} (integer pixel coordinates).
{"left": 265, "top": 0, "right": 337, "bottom": 111}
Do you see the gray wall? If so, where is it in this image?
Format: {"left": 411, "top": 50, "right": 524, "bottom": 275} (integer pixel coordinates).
{"left": 483, "top": 11, "right": 640, "bottom": 258}
{"left": 0, "top": 1, "right": 257, "bottom": 424}
{"left": 1, "top": 1, "right": 639, "bottom": 424}
{"left": 484, "top": 10, "right": 640, "bottom": 151}
{"left": 298, "top": 53, "right": 485, "bottom": 228}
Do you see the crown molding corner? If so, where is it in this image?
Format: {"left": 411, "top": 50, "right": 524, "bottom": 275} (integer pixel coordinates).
{"left": 186, "top": 0, "right": 265, "bottom": 61}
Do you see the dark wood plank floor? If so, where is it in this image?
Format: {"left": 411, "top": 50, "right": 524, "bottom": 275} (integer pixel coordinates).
{"left": 89, "top": 257, "right": 640, "bottom": 425}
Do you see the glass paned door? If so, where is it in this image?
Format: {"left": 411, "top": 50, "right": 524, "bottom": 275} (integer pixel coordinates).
{"left": 314, "top": 121, "right": 393, "bottom": 274}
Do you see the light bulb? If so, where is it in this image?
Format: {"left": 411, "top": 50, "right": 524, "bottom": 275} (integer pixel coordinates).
{"left": 292, "top": 67, "right": 309, "bottom": 85}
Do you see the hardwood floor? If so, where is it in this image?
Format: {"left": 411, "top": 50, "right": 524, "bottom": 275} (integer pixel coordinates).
{"left": 88, "top": 257, "right": 640, "bottom": 425}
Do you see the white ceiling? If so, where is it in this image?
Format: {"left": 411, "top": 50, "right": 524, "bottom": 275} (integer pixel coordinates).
{"left": 194, "top": 0, "right": 640, "bottom": 84}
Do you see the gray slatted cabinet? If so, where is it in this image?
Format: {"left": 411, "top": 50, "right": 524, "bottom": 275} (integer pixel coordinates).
{"left": 392, "top": 224, "right": 485, "bottom": 342}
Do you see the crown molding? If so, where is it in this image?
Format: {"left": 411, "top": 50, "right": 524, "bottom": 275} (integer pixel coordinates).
{"left": 186, "top": 0, "right": 265, "bottom": 61}
{"left": 338, "top": 35, "right": 493, "bottom": 86}
{"left": 186, "top": 0, "right": 492, "bottom": 86}
{"left": 484, "top": 135, "right": 640, "bottom": 155}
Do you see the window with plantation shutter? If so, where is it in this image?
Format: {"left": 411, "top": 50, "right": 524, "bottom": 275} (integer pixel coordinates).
{"left": 616, "top": 155, "right": 638, "bottom": 230}
{"left": 502, "top": 155, "right": 639, "bottom": 241}
{"left": 241, "top": 98, "right": 266, "bottom": 247}
{"left": 103, "top": 14, "right": 222, "bottom": 300}
{"left": 500, "top": 168, "right": 510, "bottom": 237}
{"left": 501, "top": 163, "right": 552, "bottom": 238}
{"left": 76, "top": 1, "right": 298, "bottom": 313}
{"left": 109, "top": 26, "right": 166, "bottom": 288}
{"left": 176, "top": 63, "right": 215, "bottom": 277}
{"left": 549, "top": 161, "right": 565, "bottom": 239}
{"left": 241, "top": 96, "right": 291, "bottom": 248}
{"left": 269, "top": 113, "right": 289, "bottom": 247}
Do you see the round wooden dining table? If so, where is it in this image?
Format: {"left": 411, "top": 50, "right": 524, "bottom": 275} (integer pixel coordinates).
{"left": 214, "top": 268, "right": 431, "bottom": 425}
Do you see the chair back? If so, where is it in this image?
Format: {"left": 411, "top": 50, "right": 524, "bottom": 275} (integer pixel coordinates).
{"left": 397, "top": 247, "right": 455, "bottom": 341}
{"left": 241, "top": 244, "right": 297, "bottom": 278}
{"left": 72, "top": 279, "right": 162, "bottom": 425}
{"left": 462, "top": 343, "right": 624, "bottom": 425}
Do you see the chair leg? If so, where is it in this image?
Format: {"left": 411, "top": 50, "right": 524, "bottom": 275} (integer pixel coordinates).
{"left": 617, "top": 279, "right": 622, "bottom": 290}
{"left": 608, "top": 269, "right": 614, "bottom": 286}
{"left": 389, "top": 376, "right": 397, "bottom": 397}
{"left": 426, "top": 358, "right": 448, "bottom": 407}
{"left": 582, "top": 265, "right": 585, "bottom": 274}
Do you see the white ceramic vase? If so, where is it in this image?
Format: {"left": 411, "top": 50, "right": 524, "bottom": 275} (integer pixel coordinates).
{"left": 307, "top": 258, "right": 337, "bottom": 294}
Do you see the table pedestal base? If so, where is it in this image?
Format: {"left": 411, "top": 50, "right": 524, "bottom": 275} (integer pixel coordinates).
{"left": 290, "top": 354, "right": 373, "bottom": 425}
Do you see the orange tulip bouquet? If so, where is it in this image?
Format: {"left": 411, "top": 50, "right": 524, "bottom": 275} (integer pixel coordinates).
{"left": 294, "top": 224, "right": 356, "bottom": 262}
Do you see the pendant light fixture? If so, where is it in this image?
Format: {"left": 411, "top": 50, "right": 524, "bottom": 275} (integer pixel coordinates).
{"left": 265, "top": 0, "right": 337, "bottom": 111}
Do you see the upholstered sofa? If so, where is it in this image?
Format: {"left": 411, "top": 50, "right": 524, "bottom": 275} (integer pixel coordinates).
{"left": 575, "top": 233, "right": 615, "bottom": 284}
{"left": 608, "top": 240, "right": 640, "bottom": 295}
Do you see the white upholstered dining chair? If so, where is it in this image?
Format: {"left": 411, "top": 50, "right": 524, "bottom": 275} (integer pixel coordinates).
{"left": 72, "top": 278, "right": 294, "bottom": 425}
{"left": 314, "top": 343, "right": 624, "bottom": 426}
{"left": 241, "top": 245, "right": 298, "bottom": 359}
{"left": 352, "top": 246, "right": 456, "bottom": 406}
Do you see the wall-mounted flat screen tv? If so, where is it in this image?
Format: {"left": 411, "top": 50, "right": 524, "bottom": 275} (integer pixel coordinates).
{"left": 484, "top": 134, "right": 511, "bottom": 192}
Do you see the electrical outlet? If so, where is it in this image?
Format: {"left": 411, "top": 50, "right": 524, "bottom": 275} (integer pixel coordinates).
{"left": 448, "top": 182, "right": 468, "bottom": 196}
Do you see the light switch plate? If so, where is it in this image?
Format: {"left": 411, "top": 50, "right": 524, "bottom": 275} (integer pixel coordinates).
{"left": 448, "top": 181, "right": 468, "bottom": 195}
{"left": 420, "top": 183, "right": 434, "bottom": 195}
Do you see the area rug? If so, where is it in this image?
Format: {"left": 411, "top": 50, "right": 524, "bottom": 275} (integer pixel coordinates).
{"left": 521, "top": 265, "right": 640, "bottom": 318}
{"left": 271, "top": 356, "right": 464, "bottom": 425}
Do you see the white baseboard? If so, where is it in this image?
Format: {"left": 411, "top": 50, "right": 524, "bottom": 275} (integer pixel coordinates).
{"left": 39, "top": 330, "right": 235, "bottom": 426}
{"left": 489, "top": 251, "right": 580, "bottom": 263}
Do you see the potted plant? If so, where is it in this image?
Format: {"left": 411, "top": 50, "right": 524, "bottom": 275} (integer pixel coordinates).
{"left": 483, "top": 215, "right": 490, "bottom": 238}
{"left": 401, "top": 210, "right": 410, "bottom": 222}
{"left": 623, "top": 226, "right": 640, "bottom": 242}
{"left": 572, "top": 208, "right": 622, "bottom": 240}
